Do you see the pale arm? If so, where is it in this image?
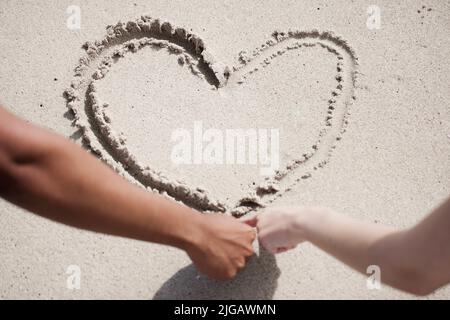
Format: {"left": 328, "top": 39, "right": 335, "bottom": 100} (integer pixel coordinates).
{"left": 254, "top": 199, "right": 450, "bottom": 295}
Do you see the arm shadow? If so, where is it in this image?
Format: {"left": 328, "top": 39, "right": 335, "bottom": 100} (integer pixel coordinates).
{"left": 153, "top": 247, "right": 281, "bottom": 300}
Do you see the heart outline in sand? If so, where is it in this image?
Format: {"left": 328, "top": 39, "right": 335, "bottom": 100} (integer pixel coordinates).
{"left": 65, "top": 17, "right": 358, "bottom": 216}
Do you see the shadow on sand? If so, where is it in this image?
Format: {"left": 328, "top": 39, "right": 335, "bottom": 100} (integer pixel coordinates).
{"left": 153, "top": 247, "right": 280, "bottom": 300}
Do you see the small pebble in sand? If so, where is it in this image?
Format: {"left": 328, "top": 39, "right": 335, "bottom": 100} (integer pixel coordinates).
{"left": 301, "top": 173, "right": 312, "bottom": 179}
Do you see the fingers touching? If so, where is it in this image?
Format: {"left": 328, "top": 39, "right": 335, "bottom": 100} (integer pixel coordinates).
{"left": 241, "top": 207, "right": 302, "bottom": 255}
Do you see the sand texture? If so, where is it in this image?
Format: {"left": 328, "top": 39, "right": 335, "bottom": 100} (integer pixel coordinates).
{"left": 1, "top": 0, "right": 449, "bottom": 299}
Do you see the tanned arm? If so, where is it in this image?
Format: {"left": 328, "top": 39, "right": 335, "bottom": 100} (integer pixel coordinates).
{"left": 0, "top": 106, "right": 255, "bottom": 280}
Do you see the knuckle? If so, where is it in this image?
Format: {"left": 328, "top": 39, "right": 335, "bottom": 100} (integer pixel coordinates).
{"left": 227, "top": 270, "right": 237, "bottom": 279}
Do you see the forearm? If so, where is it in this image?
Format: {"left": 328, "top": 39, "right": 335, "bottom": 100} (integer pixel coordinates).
{"left": 299, "top": 209, "right": 433, "bottom": 295}
{"left": 300, "top": 209, "right": 396, "bottom": 273}
{"left": 0, "top": 106, "right": 257, "bottom": 280}
{"left": 0, "top": 110, "right": 202, "bottom": 250}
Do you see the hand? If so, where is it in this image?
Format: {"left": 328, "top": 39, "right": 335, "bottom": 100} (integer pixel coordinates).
{"left": 186, "top": 214, "right": 256, "bottom": 280}
{"left": 247, "top": 207, "right": 328, "bottom": 254}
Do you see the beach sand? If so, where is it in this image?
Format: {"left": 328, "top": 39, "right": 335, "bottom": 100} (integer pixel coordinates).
{"left": 0, "top": 0, "right": 449, "bottom": 299}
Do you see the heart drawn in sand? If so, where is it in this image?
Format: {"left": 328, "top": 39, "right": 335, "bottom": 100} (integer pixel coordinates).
{"left": 65, "top": 17, "right": 358, "bottom": 216}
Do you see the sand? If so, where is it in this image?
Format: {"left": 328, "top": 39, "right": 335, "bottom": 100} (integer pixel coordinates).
{"left": 67, "top": 18, "right": 357, "bottom": 215}
{"left": 0, "top": 0, "right": 449, "bottom": 299}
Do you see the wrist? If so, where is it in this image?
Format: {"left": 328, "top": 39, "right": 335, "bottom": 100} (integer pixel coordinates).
{"left": 292, "top": 207, "right": 333, "bottom": 242}
{"left": 175, "top": 209, "right": 208, "bottom": 252}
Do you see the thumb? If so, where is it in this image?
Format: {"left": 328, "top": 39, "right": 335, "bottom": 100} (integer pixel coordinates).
{"left": 239, "top": 213, "right": 258, "bottom": 227}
